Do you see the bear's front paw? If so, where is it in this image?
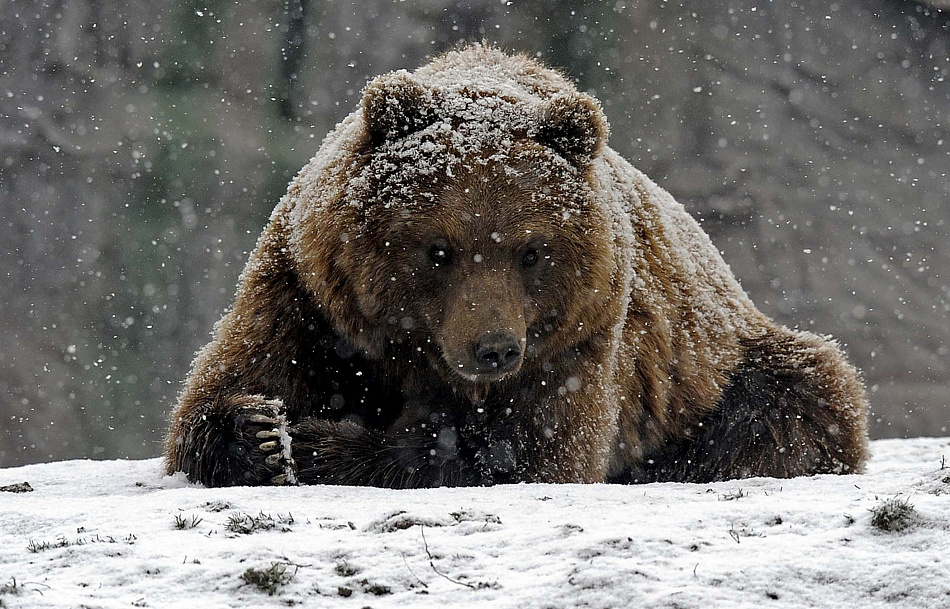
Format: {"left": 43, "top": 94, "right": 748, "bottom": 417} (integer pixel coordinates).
{"left": 231, "top": 401, "right": 298, "bottom": 486}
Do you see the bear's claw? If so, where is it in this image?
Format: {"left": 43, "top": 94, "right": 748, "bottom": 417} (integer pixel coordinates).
{"left": 231, "top": 401, "right": 298, "bottom": 486}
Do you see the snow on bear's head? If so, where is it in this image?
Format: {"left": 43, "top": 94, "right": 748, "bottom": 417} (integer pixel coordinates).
{"left": 291, "top": 47, "right": 620, "bottom": 395}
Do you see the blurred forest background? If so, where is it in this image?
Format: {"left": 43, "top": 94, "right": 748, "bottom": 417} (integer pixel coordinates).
{"left": 1, "top": 0, "right": 949, "bottom": 467}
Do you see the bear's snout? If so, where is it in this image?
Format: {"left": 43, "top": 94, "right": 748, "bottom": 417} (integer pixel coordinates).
{"left": 473, "top": 331, "right": 523, "bottom": 374}
{"left": 437, "top": 269, "right": 528, "bottom": 382}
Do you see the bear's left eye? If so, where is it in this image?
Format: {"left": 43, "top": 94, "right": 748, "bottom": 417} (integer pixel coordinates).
{"left": 521, "top": 247, "right": 539, "bottom": 267}
{"left": 429, "top": 240, "right": 452, "bottom": 265}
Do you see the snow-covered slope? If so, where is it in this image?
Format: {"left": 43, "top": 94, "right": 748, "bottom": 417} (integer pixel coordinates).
{"left": 0, "top": 438, "right": 948, "bottom": 608}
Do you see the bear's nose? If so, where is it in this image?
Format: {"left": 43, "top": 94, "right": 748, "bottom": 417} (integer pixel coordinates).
{"left": 473, "top": 332, "right": 523, "bottom": 374}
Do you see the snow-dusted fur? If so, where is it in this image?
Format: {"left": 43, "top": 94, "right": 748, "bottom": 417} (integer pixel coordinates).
{"left": 164, "top": 44, "right": 869, "bottom": 488}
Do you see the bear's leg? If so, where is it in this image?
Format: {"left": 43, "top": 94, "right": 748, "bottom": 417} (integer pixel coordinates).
{"left": 632, "top": 328, "right": 869, "bottom": 483}
{"left": 290, "top": 418, "right": 478, "bottom": 488}
{"left": 165, "top": 394, "right": 295, "bottom": 487}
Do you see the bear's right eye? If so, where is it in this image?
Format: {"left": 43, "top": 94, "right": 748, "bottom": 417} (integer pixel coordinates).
{"left": 428, "top": 241, "right": 452, "bottom": 266}
{"left": 521, "top": 247, "right": 540, "bottom": 267}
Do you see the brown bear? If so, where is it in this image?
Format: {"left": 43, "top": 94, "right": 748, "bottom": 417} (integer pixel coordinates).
{"left": 164, "top": 44, "right": 869, "bottom": 488}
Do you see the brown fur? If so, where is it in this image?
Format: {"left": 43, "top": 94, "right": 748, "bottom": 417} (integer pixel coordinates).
{"left": 164, "top": 44, "right": 869, "bottom": 488}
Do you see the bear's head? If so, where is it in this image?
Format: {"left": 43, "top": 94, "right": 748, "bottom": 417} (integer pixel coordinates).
{"left": 294, "top": 67, "right": 621, "bottom": 398}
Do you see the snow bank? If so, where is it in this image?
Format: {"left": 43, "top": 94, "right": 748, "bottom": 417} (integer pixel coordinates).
{"left": 1, "top": 438, "right": 948, "bottom": 608}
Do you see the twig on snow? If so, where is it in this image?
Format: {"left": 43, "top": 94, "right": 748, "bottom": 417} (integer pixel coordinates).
{"left": 728, "top": 523, "right": 741, "bottom": 544}
{"left": 402, "top": 555, "right": 429, "bottom": 589}
{"left": 420, "top": 527, "right": 476, "bottom": 589}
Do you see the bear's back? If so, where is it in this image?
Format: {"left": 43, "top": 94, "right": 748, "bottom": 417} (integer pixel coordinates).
{"left": 413, "top": 43, "right": 577, "bottom": 102}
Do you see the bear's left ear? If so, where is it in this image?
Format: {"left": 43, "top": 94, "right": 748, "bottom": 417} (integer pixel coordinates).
{"left": 534, "top": 93, "right": 609, "bottom": 167}
{"left": 362, "top": 71, "right": 438, "bottom": 146}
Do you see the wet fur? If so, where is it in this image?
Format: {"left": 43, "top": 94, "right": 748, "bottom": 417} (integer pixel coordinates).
{"left": 612, "top": 329, "right": 868, "bottom": 483}
{"left": 164, "top": 45, "right": 868, "bottom": 488}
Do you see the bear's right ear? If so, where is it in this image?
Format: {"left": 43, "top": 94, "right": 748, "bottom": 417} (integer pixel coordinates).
{"left": 361, "top": 71, "right": 438, "bottom": 146}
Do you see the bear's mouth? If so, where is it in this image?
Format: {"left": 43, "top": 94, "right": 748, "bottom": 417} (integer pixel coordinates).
{"left": 444, "top": 357, "right": 523, "bottom": 384}
{"left": 438, "top": 352, "right": 523, "bottom": 407}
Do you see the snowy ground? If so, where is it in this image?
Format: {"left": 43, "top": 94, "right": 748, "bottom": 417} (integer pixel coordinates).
{"left": 0, "top": 438, "right": 948, "bottom": 609}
